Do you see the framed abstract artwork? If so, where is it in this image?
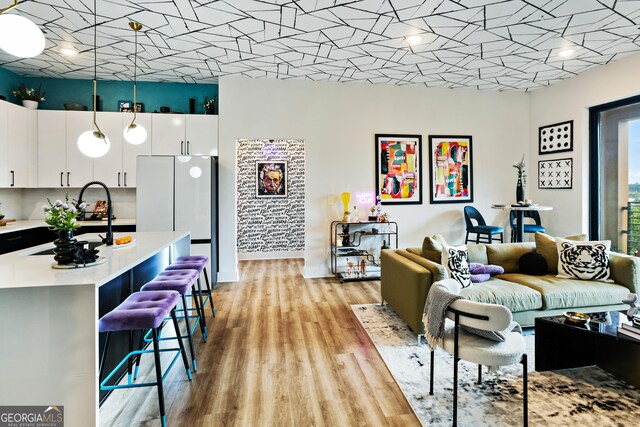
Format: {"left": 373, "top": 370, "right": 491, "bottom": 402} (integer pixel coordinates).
{"left": 428, "top": 135, "right": 473, "bottom": 204}
{"left": 375, "top": 134, "right": 422, "bottom": 205}
{"left": 256, "top": 161, "right": 287, "bottom": 197}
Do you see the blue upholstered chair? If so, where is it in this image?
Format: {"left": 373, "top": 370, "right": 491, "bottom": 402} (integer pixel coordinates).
{"left": 464, "top": 206, "right": 504, "bottom": 244}
{"left": 509, "top": 211, "right": 545, "bottom": 242}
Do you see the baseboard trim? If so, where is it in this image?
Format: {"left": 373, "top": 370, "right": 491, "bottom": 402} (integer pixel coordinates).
{"left": 238, "top": 250, "right": 304, "bottom": 260}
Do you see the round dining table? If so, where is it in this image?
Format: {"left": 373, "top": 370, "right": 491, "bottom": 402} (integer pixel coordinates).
{"left": 491, "top": 204, "right": 553, "bottom": 242}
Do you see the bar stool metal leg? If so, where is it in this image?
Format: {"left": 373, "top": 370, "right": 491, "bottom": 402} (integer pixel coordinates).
{"left": 151, "top": 328, "right": 167, "bottom": 427}
{"left": 180, "top": 293, "right": 197, "bottom": 371}
{"left": 202, "top": 267, "right": 215, "bottom": 317}
{"left": 191, "top": 284, "right": 207, "bottom": 342}
{"left": 170, "top": 308, "right": 192, "bottom": 377}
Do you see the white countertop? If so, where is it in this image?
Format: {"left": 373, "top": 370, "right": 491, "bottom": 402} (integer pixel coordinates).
{"left": 0, "top": 219, "right": 136, "bottom": 235}
{"left": 0, "top": 231, "right": 188, "bottom": 290}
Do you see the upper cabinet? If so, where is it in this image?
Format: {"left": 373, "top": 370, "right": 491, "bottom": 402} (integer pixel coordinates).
{"left": 38, "top": 111, "right": 94, "bottom": 187}
{"left": 0, "top": 101, "right": 37, "bottom": 188}
{"left": 93, "top": 112, "right": 151, "bottom": 188}
{"left": 151, "top": 114, "right": 218, "bottom": 156}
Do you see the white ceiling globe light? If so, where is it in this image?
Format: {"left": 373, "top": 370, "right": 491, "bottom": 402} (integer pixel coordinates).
{"left": 123, "top": 123, "right": 147, "bottom": 145}
{"left": 77, "top": 130, "right": 111, "bottom": 158}
{"left": 558, "top": 48, "right": 575, "bottom": 58}
{"left": 0, "top": 14, "right": 45, "bottom": 58}
{"left": 59, "top": 47, "right": 78, "bottom": 57}
{"left": 406, "top": 35, "right": 423, "bottom": 45}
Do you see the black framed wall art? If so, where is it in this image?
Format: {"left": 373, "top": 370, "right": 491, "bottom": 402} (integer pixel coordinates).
{"left": 375, "top": 134, "right": 422, "bottom": 205}
{"left": 428, "top": 135, "right": 473, "bottom": 204}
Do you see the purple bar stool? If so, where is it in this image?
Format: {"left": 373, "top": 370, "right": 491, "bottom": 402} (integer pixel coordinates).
{"left": 139, "top": 270, "right": 200, "bottom": 372}
{"left": 98, "top": 290, "right": 192, "bottom": 427}
{"left": 155, "top": 268, "right": 208, "bottom": 340}
{"left": 169, "top": 255, "right": 215, "bottom": 318}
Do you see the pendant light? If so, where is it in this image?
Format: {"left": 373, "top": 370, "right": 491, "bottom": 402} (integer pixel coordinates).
{"left": 0, "top": 1, "right": 45, "bottom": 58}
{"left": 77, "top": 0, "right": 110, "bottom": 159}
{"left": 123, "top": 21, "right": 147, "bottom": 145}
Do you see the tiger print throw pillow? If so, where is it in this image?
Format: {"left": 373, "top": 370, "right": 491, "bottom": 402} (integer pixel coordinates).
{"left": 556, "top": 237, "right": 611, "bottom": 281}
{"left": 441, "top": 244, "right": 471, "bottom": 288}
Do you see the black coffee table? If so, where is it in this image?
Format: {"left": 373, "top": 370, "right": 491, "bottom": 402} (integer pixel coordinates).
{"left": 535, "top": 311, "right": 640, "bottom": 387}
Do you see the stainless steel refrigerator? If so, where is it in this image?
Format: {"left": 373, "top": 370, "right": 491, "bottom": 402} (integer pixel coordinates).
{"left": 136, "top": 155, "right": 217, "bottom": 284}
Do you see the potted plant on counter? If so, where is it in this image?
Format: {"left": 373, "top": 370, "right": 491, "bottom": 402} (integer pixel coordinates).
{"left": 12, "top": 83, "right": 46, "bottom": 110}
{"left": 43, "top": 194, "right": 85, "bottom": 265}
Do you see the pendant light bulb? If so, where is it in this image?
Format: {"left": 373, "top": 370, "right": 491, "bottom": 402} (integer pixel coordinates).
{"left": 123, "top": 123, "right": 147, "bottom": 145}
{"left": 78, "top": 130, "right": 111, "bottom": 158}
{"left": 77, "top": 0, "right": 109, "bottom": 158}
{"left": 124, "top": 20, "right": 147, "bottom": 145}
{"left": 0, "top": 13, "right": 45, "bottom": 58}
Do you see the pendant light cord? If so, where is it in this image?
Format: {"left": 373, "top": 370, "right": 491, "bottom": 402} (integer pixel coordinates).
{"left": 92, "top": 0, "right": 104, "bottom": 138}
{"left": 132, "top": 27, "right": 138, "bottom": 123}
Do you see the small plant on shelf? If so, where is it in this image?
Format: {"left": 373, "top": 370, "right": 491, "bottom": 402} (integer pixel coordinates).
{"left": 43, "top": 194, "right": 85, "bottom": 231}
{"left": 203, "top": 95, "right": 216, "bottom": 114}
{"left": 12, "top": 83, "right": 46, "bottom": 102}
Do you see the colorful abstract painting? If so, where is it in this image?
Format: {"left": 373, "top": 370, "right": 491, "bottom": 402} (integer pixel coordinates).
{"left": 375, "top": 134, "right": 422, "bottom": 205}
{"left": 428, "top": 135, "right": 473, "bottom": 204}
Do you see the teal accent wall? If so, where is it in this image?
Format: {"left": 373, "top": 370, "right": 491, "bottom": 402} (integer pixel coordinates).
{"left": 0, "top": 68, "right": 218, "bottom": 113}
{"left": 0, "top": 67, "right": 21, "bottom": 105}
{"left": 23, "top": 77, "right": 218, "bottom": 114}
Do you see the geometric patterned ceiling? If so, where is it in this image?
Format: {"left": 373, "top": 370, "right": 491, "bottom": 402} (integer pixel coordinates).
{"left": 1, "top": 0, "right": 639, "bottom": 91}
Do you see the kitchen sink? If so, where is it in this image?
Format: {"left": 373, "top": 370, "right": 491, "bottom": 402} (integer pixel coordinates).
{"left": 28, "top": 241, "right": 105, "bottom": 256}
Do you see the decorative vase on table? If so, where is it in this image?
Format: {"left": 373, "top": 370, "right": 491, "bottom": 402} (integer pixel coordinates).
{"left": 53, "top": 230, "right": 77, "bottom": 265}
{"left": 516, "top": 177, "right": 524, "bottom": 203}
{"left": 22, "top": 100, "right": 38, "bottom": 110}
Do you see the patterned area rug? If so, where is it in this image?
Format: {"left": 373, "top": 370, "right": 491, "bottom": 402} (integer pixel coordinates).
{"left": 351, "top": 304, "right": 640, "bottom": 426}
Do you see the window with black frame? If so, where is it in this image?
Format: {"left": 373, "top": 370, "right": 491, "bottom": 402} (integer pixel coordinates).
{"left": 589, "top": 95, "right": 640, "bottom": 255}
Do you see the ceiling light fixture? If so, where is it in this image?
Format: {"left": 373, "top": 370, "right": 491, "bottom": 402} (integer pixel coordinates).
{"left": 406, "top": 35, "right": 423, "bottom": 45}
{"left": 77, "top": 0, "right": 110, "bottom": 159}
{"left": 123, "top": 21, "right": 147, "bottom": 145}
{"left": 60, "top": 47, "right": 78, "bottom": 57}
{"left": 558, "top": 48, "right": 575, "bottom": 58}
{"left": 0, "top": 1, "right": 45, "bottom": 58}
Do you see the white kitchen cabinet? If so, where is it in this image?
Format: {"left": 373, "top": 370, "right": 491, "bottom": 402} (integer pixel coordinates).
{"left": 151, "top": 114, "right": 217, "bottom": 156}
{"left": 151, "top": 114, "right": 186, "bottom": 155}
{"left": 186, "top": 115, "right": 218, "bottom": 155}
{"left": 37, "top": 110, "right": 67, "bottom": 187}
{"left": 64, "top": 112, "right": 94, "bottom": 187}
{"left": 93, "top": 112, "right": 152, "bottom": 188}
{"left": 121, "top": 113, "right": 152, "bottom": 187}
{"left": 0, "top": 101, "right": 37, "bottom": 188}
{"left": 92, "top": 112, "right": 124, "bottom": 188}
{"left": 37, "top": 111, "right": 93, "bottom": 187}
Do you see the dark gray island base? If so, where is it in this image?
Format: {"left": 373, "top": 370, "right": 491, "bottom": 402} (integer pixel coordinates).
{"left": 0, "top": 231, "right": 190, "bottom": 427}
{"left": 98, "top": 235, "right": 190, "bottom": 403}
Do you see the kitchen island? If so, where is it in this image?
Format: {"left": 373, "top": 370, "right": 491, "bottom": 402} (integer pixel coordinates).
{"left": 0, "top": 231, "right": 190, "bottom": 427}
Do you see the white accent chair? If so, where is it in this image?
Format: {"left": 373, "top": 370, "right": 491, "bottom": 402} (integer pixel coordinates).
{"left": 428, "top": 279, "right": 528, "bottom": 426}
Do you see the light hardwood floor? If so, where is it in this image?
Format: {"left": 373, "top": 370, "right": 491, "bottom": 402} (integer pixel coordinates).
{"left": 100, "top": 258, "right": 419, "bottom": 426}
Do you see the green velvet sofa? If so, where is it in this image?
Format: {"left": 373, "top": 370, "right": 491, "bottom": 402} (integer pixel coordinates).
{"left": 380, "top": 239, "right": 638, "bottom": 334}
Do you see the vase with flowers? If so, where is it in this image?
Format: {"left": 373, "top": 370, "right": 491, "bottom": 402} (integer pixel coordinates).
{"left": 512, "top": 155, "right": 526, "bottom": 203}
{"left": 203, "top": 96, "right": 216, "bottom": 115}
{"left": 44, "top": 194, "right": 86, "bottom": 265}
{"left": 12, "top": 83, "right": 46, "bottom": 110}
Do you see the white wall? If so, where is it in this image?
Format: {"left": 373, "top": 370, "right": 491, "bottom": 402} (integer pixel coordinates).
{"left": 219, "top": 76, "right": 530, "bottom": 280}
{"left": 529, "top": 52, "right": 640, "bottom": 237}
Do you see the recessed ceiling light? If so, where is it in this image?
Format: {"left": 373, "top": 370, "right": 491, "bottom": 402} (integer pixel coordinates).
{"left": 60, "top": 47, "right": 78, "bottom": 57}
{"left": 406, "top": 35, "right": 423, "bottom": 46}
{"left": 558, "top": 48, "right": 575, "bottom": 58}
